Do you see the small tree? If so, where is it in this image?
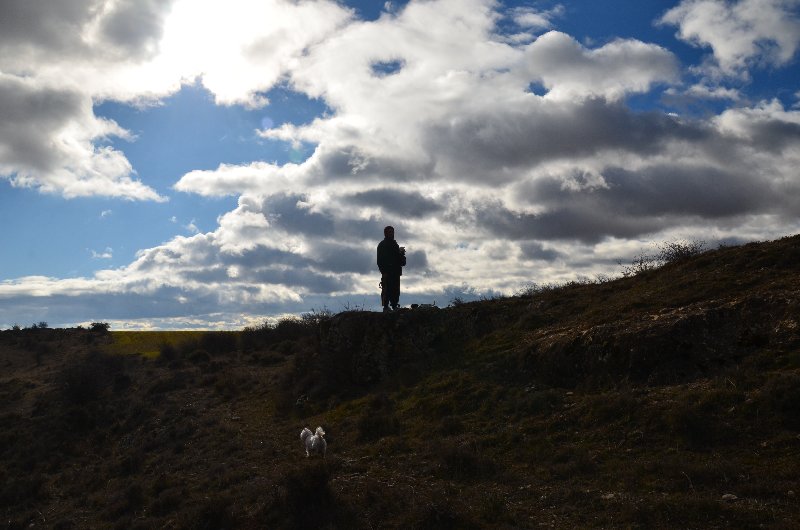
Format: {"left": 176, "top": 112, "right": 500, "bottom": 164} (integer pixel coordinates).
{"left": 90, "top": 322, "right": 110, "bottom": 333}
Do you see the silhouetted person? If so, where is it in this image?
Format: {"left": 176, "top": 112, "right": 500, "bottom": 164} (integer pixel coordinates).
{"left": 377, "top": 225, "right": 405, "bottom": 312}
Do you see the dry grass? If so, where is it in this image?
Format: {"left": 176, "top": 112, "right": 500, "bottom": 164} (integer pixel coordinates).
{"left": 105, "top": 330, "right": 208, "bottom": 358}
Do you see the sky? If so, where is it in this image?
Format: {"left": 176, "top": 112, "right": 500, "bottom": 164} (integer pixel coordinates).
{"left": 1, "top": 0, "right": 799, "bottom": 330}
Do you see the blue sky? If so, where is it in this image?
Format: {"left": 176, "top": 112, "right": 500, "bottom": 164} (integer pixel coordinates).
{"left": 1, "top": 0, "right": 799, "bottom": 329}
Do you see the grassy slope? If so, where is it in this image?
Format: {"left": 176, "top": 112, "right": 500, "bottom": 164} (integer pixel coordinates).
{"left": 1, "top": 236, "right": 799, "bottom": 528}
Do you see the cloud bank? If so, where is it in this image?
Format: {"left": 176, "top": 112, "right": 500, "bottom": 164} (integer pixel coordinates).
{"left": 1, "top": 0, "right": 799, "bottom": 328}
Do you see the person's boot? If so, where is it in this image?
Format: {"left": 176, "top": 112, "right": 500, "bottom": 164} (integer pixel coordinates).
{"left": 383, "top": 305, "right": 391, "bottom": 312}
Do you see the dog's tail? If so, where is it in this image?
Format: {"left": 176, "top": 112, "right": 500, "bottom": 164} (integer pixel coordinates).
{"left": 300, "top": 427, "right": 312, "bottom": 442}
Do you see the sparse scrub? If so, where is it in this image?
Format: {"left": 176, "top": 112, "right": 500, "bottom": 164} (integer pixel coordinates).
{"left": 657, "top": 239, "right": 706, "bottom": 263}
{"left": 1, "top": 233, "right": 799, "bottom": 528}
{"left": 276, "top": 462, "right": 355, "bottom": 529}
{"left": 414, "top": 502, "right": 479, "bottom": 530}
{"left": 61, "top": 350, "right": 125, "bottom": 405}
{"left": 438, "top": 441, "right": 496, "bottom": 481}
{"left": 241, "top": 312, "right": 326, "bottom": 351}
{"left": 199, "top": 331, "right": 238, "bottom": 355}
{"left": 187, "top": 349, "right": 211, "bottom": 364}
{"left": 213, "top": 372, "right": 246, "bottom": 398}
{"left": 156, "top": 341, "right": 180, "bottom": 364}
{"left": 621, "top": 239, "right": 707, "bottom": 277}
{"left": 758, "top": 371, "right": 800, "bottom": 427}
{"left": 448, "top": 296, "right": 465, "bottom": 307}
{"left": 662, "top": 388, "right": 740, "bottom": 449}
{"left": 357, "top": 395, "right": 401, "bottom": 442}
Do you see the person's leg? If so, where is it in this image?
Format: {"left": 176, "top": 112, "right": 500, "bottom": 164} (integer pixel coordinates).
{"left": 381, "top": 277, "right": 390, "bottom": 311}
{"left": 389, "top": 275, "right": 401, "bottom": 309}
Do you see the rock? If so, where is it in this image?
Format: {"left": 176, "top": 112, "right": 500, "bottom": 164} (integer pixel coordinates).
{"left": 788, "top": 490, "right": 795, "bottom": 497}
{"left": 721, "top": 494, "right": 738, "bottom": 502}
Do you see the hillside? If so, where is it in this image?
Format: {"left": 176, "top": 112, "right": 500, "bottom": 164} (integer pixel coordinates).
{"left": 1, "top": 235, "right": 799, "bottom": 528}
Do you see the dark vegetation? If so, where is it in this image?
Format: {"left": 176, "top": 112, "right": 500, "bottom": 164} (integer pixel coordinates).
{"left": 2, "top": 235, "right": 800, "bottom": 528}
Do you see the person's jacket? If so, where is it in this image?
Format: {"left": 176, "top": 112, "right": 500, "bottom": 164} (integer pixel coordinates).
{"left": 377, "top": 238, "right": 405, "bottom": 276}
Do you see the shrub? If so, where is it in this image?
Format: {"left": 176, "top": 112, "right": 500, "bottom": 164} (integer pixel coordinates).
{"left": 61, "top": 351, "right": 124, "bottom": 405}
{"left": 357, "top": 395, "right": 401, "bottom": 442}
{"left": 760, "top": 372, "right": 800, "bottom": 427}
{"left": 438, "top": 442, "right": 495, "bottom": 481}
{"left": 242, "top": 313, "right": 325, "bottom": 351}
{"left": 188, "top": 349, "right": 211, "bottom": 364}
{"left": 620, "top": 252, "right": 659, "bottom": 277}
{"left": 157, "top": 342, "right": 178, "bottom": 363}
{"left": 0, "top": 472, "right": 44, "bottom": 507}
{"left": 449, "top": 296, "right": 465, "bottom": 307}
{"left": 281, "top": 463, "right": 335, "bottom": 529}
{"left": 90, "top": 322, "right": 110, "bottom": 333}
{"left": 657, "top": 240, "right": 706, "bottom": 264}
{"left": 200, "top": 331, "right": 238, "bottom": 355}
{"left": 414, "top": 502, "right": 479, "bottom": 530}
{"left": 181, "top": 495, "right": 238, "bottom": 529}
{"left": 620, "top": 239, "right": 707, "bottom": 277}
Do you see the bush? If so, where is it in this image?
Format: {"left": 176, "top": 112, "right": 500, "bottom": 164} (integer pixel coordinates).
{"left": 621, "top": 239, "right": 707, "bottom": 277}
{"left": 242, "top": 313, "right": 325, "bottom": 351}
{"left": 281, "top": 463, "right": 335, "bottom": 529}
{"left": 414, "top": 502, "right": 479, "bottom": 530}
{"left": 357, "top": 395, "right": 401, "bottom": 442}
{"left": 90, "top": 322, "right": 110, "bottom": 333}
{"left": 61, "top": 351, "right": 124, "bottom": 405}
{"left": 158, "top": 342, "right": 178, "bottom": 363}
{"left": 657, "top": 240, "right": 706, "bottom": 264}
{"left": 200, "top": 331, "right": 238, "bottom": 355}
{"left": 188, "top": 349, "right": 211, "bottom": 364}
{"left": 760, "top": 372, "right": 800, "bottom": 427}
{"left": 438, "top": 443, "right": 495, "bottom": 481}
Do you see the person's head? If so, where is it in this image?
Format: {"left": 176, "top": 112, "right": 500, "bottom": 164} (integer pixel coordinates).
{"left": 384, "top": 225, "right": 394, "bottom": 239}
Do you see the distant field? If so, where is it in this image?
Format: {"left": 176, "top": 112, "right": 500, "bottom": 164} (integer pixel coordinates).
{"left": 106, "top": 331, "right": 209, "bottom": 358}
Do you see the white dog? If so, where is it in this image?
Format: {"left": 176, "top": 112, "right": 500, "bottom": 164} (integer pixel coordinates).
{"left": 300, "top": 426, "right": 327, "bottom": 458}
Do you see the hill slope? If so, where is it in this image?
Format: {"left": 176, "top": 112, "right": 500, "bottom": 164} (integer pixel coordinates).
{"left": 1, "top": 235, "right": 799, "bottom": 528}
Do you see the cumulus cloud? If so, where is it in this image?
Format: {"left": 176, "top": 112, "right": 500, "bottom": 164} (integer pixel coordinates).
{"left": 163, "top": 0, "right": 800, "bottom": 320}
{"left": 0, "top": 74, "right": 165, "bottom": 200}
{"left": 660, "top": 0, "right": 800, "bottom": 76}
{"left": 3, "top": 0, "right": 800, "bottom": 328}
{"left": 345, "top": 188, "right": 444, "bottom": 218}
{"left": 0, "top": 0, "right": 351, "bottom": 200}
{"left": 520, "top": 31, "right": 678, "bottom": 101}
{"left": 509, "top": 5, "right": 564, "bottom": 31}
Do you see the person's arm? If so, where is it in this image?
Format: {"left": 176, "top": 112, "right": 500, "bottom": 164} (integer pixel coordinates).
{"left": 377, "top": 243, "right": 386, "bottom": 273}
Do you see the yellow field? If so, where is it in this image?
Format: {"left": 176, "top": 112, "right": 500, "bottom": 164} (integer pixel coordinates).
{"left": 107, "top": 331, "right": 208, "bottom": 359}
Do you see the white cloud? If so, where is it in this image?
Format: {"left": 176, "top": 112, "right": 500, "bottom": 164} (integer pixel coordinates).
{"left": 0, "top": 74, "right": 165, "bottom": 201}
{"left": 0, "top": 0, "right": 352, "bottom": 200}
{"left": 2, "top": 0, "right": 800, "bottom": 328}
{"left": 660, "top": 0, "right": 800, "bottom": 76}
{"left": 91, "top": 247, "right": 114, "bottom": 259}
{"left": 509, "top": 5, "right": 564, "bottom": 31}
{"left": 520, "top": 31, "right": 678, "bottom": 101}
